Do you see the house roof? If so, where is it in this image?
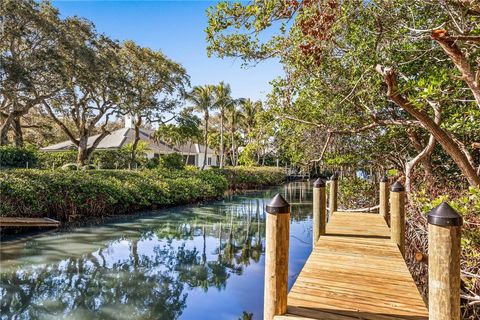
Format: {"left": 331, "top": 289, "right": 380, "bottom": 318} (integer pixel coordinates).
{"left": 41, "top": 127, "right": 215, "bottom": 155}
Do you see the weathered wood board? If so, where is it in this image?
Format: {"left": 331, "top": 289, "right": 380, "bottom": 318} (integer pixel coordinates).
{"left": 0, "top": 217, "right": 60, "bottom": 228}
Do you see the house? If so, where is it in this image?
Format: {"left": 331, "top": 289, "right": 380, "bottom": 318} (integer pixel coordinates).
{"left": 41, "top": 118, "right": 218, "bottom": 168}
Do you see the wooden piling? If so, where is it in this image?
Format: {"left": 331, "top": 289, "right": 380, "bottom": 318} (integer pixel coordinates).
{"left": 379, "top": 176, "right": 389, "bottom": 219}
{"left": 264, "top": 193, "right": 290, "bottom": 320}
{"left": 312, "top": 178, "right": 326, "bottom": 245}
{"left": 329, "top": 173, "right": 338, "bottom": 215}
{"left": 427, "top": 202, "right": 462, "bottom": 320}
{"left": 390, "top": 181, "right": 405, "bottom": 256}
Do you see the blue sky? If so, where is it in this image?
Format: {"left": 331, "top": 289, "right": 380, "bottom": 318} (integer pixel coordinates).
{"left": 51, "top": 0, "right": 283, "bottom": 101}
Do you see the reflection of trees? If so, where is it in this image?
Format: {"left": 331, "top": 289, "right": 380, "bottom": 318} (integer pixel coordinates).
{"left": 154, "top": 199, "right": 268, "bottom": 277}
{"left": 172, "top": 202, "right": 266, "bottom": 293}
{"left": 1, "top": 243, "right": 187, "bottom": 319}
{"left": 238, "top": 311, "right": 253, "bottom": 320}
{"left": 0, "top": 181, "right": 311, "bottom": 318}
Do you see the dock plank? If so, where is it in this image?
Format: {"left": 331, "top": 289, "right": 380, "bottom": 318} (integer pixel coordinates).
{"left": 275, "top": 212, "right": 428, "bottom": 320}
{"left": 0, "top": 217, "right": 60, "bottom": 227}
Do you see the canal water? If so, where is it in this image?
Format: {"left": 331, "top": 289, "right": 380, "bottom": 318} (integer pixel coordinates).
{"left": 0, "top": 181, "right": 313, "bottom": 320}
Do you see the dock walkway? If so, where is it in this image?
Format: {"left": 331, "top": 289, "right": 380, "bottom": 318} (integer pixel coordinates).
{"left": 279, "top": 212, "right": 428, "bottom": 320}
{"left": 264, "top": 177, "right": 463, "bottom": 320}
{"left": 0, "top": 217, "right": 60, "bottom": 228}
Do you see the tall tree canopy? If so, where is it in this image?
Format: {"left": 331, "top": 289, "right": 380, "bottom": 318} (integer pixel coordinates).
{"left": 207, "top": 0, "right": 480, "bottom": 186}
{"left": 0, "top": 0, "right": 64, "bottom": 146}
{"left": 1, "top": 0, "right": 189, "bottom": 165}
{"left": 119, "top": 41, "right": 189, "bottom": 161}
{"left": 42, "top": 17, "right": 126, "bottom": 164}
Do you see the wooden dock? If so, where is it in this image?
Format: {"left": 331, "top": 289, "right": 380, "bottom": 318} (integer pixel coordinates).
{"left": 279, "top": 212, "right": 428, "bottom": 320}
{"left": 264, "top": 177, "right": 463, "bottom": 320}
{"left": 0, "top": 217, "right": 60, "bottom": 228}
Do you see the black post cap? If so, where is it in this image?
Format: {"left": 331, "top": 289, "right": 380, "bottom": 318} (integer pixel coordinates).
{"left": 380, "top": 176, "right": 388, "bottom": 183}
{"left": 390, "top": 181, "right": 405, "bottom": 192}
{"left": 427, "top": 201, "right": 463, "bottom": 227}
{"left": 329, "top": 172, "right": 338, "bottom": 181}
{"left": 266, "top": 193, "right": 290, "bottom": 214}
{"left": 313, "top": 178, "right": 325, "bottom": 188}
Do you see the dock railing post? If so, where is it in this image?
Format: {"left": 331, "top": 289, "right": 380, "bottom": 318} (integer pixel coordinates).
{"left": 427, "top": 202, "right": 462, "bottom": 320}
{"left": 264, "top": 194, "right": 290, "bottom": 320}
{"left": 328, "top": 173, "right": 338, "bottom": 216}
{"left": 312, "top": 178, "right": 326, "bottom": 245}
{"left": 390, "top": 181, "right": 405, "bottom": 256}
{"left": 379, "top": 176, "right": 389, "bottom": 220}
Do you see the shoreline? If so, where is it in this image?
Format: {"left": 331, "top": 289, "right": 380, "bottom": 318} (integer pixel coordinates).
{"left": 0, "top": 174, "right": 288, "bottom": 239}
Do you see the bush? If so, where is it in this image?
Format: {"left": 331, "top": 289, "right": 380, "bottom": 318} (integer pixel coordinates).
{"left": 37, "top": 151, "right": 77, "bottom": 169}
{"left": 237, "top": 143, "right": 258, "bottom": 166}
{"left": 215, "top": 166, "right": 286, "bottom": 189}
{"left": 0, "top": 146, "right": 38, "bottom": 168}
{"left": 410, "top": 186, "right": 479, "bottom": 316}
{"left": 61, "top": 163, "right": 79, "bottom": 170}
{"left": 38, "top": 149, "right": 133, "bottom": 169}
{"left": 0, "top": 169, "right": 228, "bottom": 220}
{"left": 159, "top": 153, "right": 184, "bottom": 170}
{"left": 0, "top": 166, "right": 285, "bottom": 221}
{"left": 91, "top": 149, "right": 132, "bottom": 169}
{"left": 337, "top": 176, "right": 378, "bottom": 208}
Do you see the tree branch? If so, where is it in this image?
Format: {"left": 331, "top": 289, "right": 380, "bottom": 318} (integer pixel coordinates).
{"left": 376, "top": 64, "right": 480, "bottom": 186}
{"left": 281, "top": 115, "right": 420, "bottom": 134}
{"left": 43, "top": 102, "right": 79, "bottom": 146}
{"left": 431, "top": 30, "right": 480, "bottom": 109}
{"left": 309, "top": 132, "right": 332, "bottom": 163}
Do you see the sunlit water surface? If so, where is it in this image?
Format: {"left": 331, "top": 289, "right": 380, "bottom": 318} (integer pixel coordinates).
{"left": 0, "top": 181, "right": 313, "bottom": 320}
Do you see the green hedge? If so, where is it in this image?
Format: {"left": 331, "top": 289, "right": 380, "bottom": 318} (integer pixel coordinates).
{"left": 1, "top": 147, "right": 149, "bottom": 170}
{"left": 0, "top": 146, "right": 38, "bottom": 168}
{"left": 37, "top": 149, "right": 136, "bottom": 169}
{"left": 215, "top": 166, "right": 286, "bottom": 189}
{"left": 0, "top": 169, "right": 228, "bottom": 220}
{"left": 0, "top": 166, "right": 285, "bottom": 221}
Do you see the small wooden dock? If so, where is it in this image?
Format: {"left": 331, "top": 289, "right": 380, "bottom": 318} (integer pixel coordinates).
{"left": 280, "top": 212, "right": 428, "bottom": 320}
{"left": 0, "top": 217, "right": 60, "bottom": 228}
{"left": 264, "top": 176, "right": 463, "bottom": 320}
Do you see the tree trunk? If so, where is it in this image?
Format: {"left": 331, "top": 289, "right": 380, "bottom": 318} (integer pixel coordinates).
{"left": 76, "top": 129, "right": 110, "bottom": 165}
{"left": 77, "top": 135, "right": 89, "bottom": 165}
{"left": 86, "top": 130, "right": 110, "bottom": 162}
{"left": 406, "top": 132, "right": 436, "bottom": 194}
{"left": 376, "top": 65, "right": 480, "bottom": 186}
{"left": 231, "top": 125, "right": 236, "bottom": 166}
{"left": 131, "top": 239, "right": 139, "bottom": 269}
{"left": 131, "top": 117, "right": 142, "bottom": 162}
{"left": 408, "top": 130, "right": 435, "bottom": 186}
{"left": 220, "top": 107, "right": 224, "bottom": 168}
{"left": 202, "top": 113, "right": 209, "bottom": 170}
{"left": 0, "top": 106, "right": 30, "bottom": 146}
{"left": 0, "top": 116, "right": 11, "bottom": 145}
{"left": 12, "top": 116, "right": 23, "bottom": 147}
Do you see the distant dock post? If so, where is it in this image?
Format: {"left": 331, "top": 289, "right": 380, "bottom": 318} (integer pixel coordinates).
{"left": 379, "top": 176, "right": 389, "bottom": 220}
{"left": 328, "top": 173, "right": 338, "bottom": 215}
{"left": 428, "top": 202, "right": 462, "bottom": 320}
{"left": 312, "top": 178, "right": 326, "bottom": 245}
{"left": 390, "top": 181, "right": 405, "bottom": 256}
{"left": 264, "top": 194, "right": 290, "bottom": 320}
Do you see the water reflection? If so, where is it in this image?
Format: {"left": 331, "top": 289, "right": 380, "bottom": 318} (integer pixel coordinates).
{"left": 0, "top": 181, "right": 313, "bottom": 320}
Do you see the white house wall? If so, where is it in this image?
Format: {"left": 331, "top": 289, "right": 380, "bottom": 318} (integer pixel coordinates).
{"left": 195, "top": 153, "right": 218, "bottom": 168}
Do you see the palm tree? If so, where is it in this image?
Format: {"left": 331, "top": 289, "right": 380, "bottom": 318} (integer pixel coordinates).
{"left": 185, "top": 85, "right": 215, "bottom": 170}
{"left": 213, "top": 82, "right": 233, "bottom": 169}
{"left": 226, "top": 102, "right": 245, "bottom": 166}
{"left": 240, "top": 99, "right": 262, "bottom": 143}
